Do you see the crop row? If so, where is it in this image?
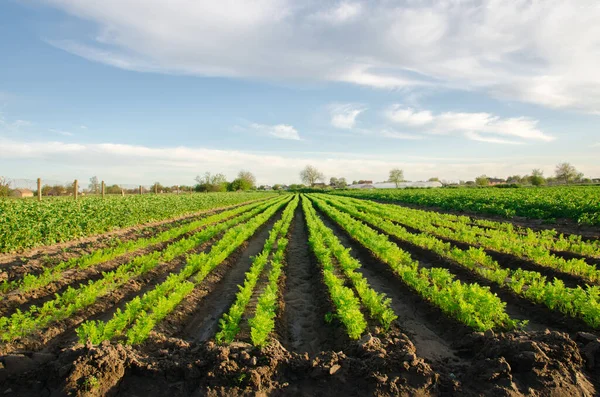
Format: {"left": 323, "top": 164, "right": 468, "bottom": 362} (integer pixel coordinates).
{"left": 76, "top": 195, "right": 291, "bottom": 345}
{"left": 303, "top": 196, "right": 397, "bottom": 332}
{"left": 1, "top": 198, "right": 274, "bottom": 295}
{"left": 308, "top": 195, "right": 517, "bottom": 332}
{"left": 380, "top": 202, "right": 600, "bottom": 258}
{"left": 0, "top": 196, "right": 288, "bottom": 343}
{"left": 215, "top": 195, "right": 299, "bottom": 344}
{"left": 329, "top": 196, "right": 600, "bottom": 283}
{"left": 0, "top": 192, "right": 277, "bottom": 252}
{"left": 331, "top": 186, "right": 600, "bottom": 225}
{"left": 303, "top": 196, "right": 366, "bottom": 339}
{"left": 318, "top": 195, "right": 600, "bottom": 328}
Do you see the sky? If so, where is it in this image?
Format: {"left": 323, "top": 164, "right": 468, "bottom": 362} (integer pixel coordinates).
{"left": 1, "top": 0, "right": 599, "bottom": 186}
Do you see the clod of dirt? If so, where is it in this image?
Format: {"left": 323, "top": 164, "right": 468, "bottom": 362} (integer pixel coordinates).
{"left": 62, "top": 341, "right": 135, "bottom": 397}
{"left": 458, "top": 330, "right": 596, "bottom": 396}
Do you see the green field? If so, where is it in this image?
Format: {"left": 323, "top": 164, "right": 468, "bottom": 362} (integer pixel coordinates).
{"left": 331, "top": 185, "right": 600, "bottom": 225}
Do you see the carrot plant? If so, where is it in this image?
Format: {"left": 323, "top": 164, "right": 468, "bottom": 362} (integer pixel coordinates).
{"left": 308, "top": 195, "right": 517, "bottom": 332}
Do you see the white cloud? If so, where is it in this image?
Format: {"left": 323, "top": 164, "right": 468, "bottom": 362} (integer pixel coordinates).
{"left": 38, "top": 0, "right": 600, "bottom": 112}
{"left": 329, "top": 104, "right": 366, "bottom": 129}
{"left": 2, "top": 137, "right": 598, "bottom": 184}
{"left": 386, "top": 106, "right": 554, "bottom": 144}
{"left": 80, "top": 125, "right": 88, "bottom": 129}
{"left": 386, "top": 106, "right": 433, "bottom": 126}
{"left": 250, "top": 123, "right": 301, "bottom": 140}
{"left": 310, "top": 2, "right": 362, "bottom": 24}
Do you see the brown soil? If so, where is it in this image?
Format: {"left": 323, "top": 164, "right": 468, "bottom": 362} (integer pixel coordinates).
{"left": 0, "top": 196, "right": 598, "bottom": 396}
{"left": 279, "top": 206, "right": 341, "bottom": 355}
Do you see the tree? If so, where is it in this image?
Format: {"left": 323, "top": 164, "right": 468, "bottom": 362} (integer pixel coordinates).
{"left": 195, "top": 172, "right": 229, "bottom": 192}
{"left": 529, "top": 169, "right": 546, "bottom": 186}
{"left": 335, "top": 177, "right": 347, "bottom": 189}
{"left": 272, "top": 184, "right": 283, "bottom": 191}
{"left": 106, "top": 184, "right": 122, "bottom": 194}
{"left": 0, "top": 177, "right": 10, "bottom": 197}
{"left": 300, "top": 165, "right": 324, "bottom": 186}
{"left": 352, "top": 180, "right": 358, "bottom": 185}
{"left": 388, "top": 168, "right": 404, "bottom": 188}
{"left": 237, "top": 170, "right": 256, "bottom": 190}
{"left": 89, "top": 176, "right": 100, "bottom": 194}
{"left": 555, "top": 162, "right": 579, "bottom": 184}
{"left": 428, "top": 177, "right": 440, "bottom": 182}
{"left": 230, "top": 170, "right": 256, "bottom": 191}
{"left": 506, "top": 175, "right": 523, "bottom": 184}
{"left": 329, "top": 177, "right": 338, "bottom": 187}
{"left": 475, "top": 175, "right": 490, "bottom": 186}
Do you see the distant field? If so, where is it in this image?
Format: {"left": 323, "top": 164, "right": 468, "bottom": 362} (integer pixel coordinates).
{"left": 331, "top": 185, "right": 600, "bottom": 225}
{"left": 0, "top": 192, "right": 276, "bottom": 253}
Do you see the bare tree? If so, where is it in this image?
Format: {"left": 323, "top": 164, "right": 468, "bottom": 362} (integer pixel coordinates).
{"left": 555, "top": 162, "right": 579, "bottom": 184}
{"left": 89, "top": 176, "right": 100, "bottom": 194}
{"left": 300, "top": 165, "right": 324, "bottom": 186}
{"left": 388, "top": 168, "right": 404, "bottom": 188}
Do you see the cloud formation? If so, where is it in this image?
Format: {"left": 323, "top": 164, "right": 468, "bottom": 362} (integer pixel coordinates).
{"left": 41, "top": 0, "right": 600, "bottom": 112}
{"left": 2, "top": 137, "right": 598, "bottom": 184}
{"left": 329, "top": 104, "right": 366, "bottom": 129}
{"left": 386, "top": 106, "right": 554, "bottom": 144}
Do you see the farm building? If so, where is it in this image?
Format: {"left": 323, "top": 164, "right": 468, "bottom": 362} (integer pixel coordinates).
{"left": 10, "top": 188, "right": 34, "bottom": 198}
{"left": 348, "top": 181, "right": 443, "bottom": 189}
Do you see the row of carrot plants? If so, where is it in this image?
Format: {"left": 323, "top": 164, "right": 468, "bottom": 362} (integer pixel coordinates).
{"left": 215, "top": 195, "right": 299, "bottom": 344}
{"left": 1, "top": 198, "right": 271, "bottom": 295}
{"left": 385, "top": 201, "right": 600, "bottom": 259}
{"left": 303, "top": 196, "right": 397, "bottom": 330}
{"left": 303, "top": 196, "right": 367, "bottom": 339}
{"left": 0, "top": 196, "right": 287, "bottom": 343}
{"left": 308, "top": 195, "right": 517, "bottom": 332}
{"left": 333, "top": 196, "right": 600, "bottom": 283}
{"left": 320, "top": 195, "right": 600, "bottom": 328}
{"left": 458, "top": 216, "right": 600, "bottom": 258}
{"left": 76, "top": 195, "right": 292, "bottom": 345}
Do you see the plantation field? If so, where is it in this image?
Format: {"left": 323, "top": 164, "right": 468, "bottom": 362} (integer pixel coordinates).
{"left": 0, "top": 192, "right": 599, "bottom": 396}
{"left": 0, "top": 192, "right": 277, "bottom": 253}
{"left": 332, "top": 185, "right": 600, "bottom": 225}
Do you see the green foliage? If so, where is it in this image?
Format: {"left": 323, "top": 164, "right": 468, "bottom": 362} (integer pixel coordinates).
{"left": 75, "top": 195, "right": 292, "bottom": 345}
{"left": 308, "top": 194, "right": 517, "bottom": 331}
{"left": 321, "top": 194, "right": 600, "bottom": 329}
{"left": 330, "top": 185, "right": 600, "bottom": 225}
{"left": 1, "top": 198, "right": 273, "bottom": 294}
{"left": 0, "top": 192, "right": 277, "bottom": 253}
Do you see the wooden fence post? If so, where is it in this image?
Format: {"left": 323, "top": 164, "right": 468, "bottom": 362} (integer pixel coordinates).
{"left": 154, "top": 183, "right": 158, "bottom": 194}
{"left": 139, "top": 185, "right": 142, "bottom": 195}
{"left": 74, "top": 179, "right": 78, "bottom": 201}
{"left": 37, "top": 178, "right": 42, "bottom": 202}
{"left": 101, "top": 181, "right": 105, "bottom": 198}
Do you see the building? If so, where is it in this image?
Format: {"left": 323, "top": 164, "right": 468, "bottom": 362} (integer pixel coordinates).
{"left": 10, "top": 188, "right": 34, "bottom": 198}
{"left": 488, "top": 178, "right": 506, "bottom": 186}
{"left": 348, "top": 181, "right": 443, "bottom": 189}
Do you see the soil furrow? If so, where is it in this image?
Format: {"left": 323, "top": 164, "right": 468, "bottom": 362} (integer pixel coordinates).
{"left": 280, "top": 206, "right": 337, "bottom": 355}
{"left": 178, "top": 210, "right": 284, "bottom": 342}
{"left": 315, "top": 208, "right": 463, "bottom": 364}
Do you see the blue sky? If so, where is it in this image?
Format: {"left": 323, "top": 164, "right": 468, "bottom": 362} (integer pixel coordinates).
{"left": 1, "top": 0, "right": 599, "bottom": 185}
